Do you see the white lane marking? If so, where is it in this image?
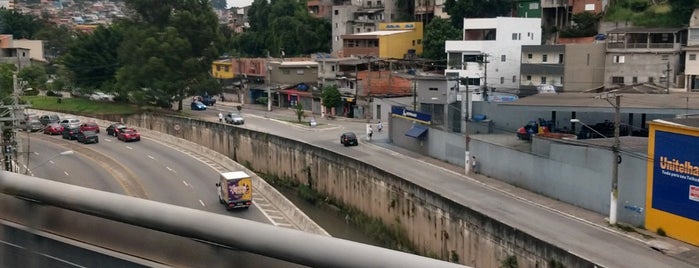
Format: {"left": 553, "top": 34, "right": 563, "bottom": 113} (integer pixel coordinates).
{"left": 0, "top": 239, "right": 25, "bottom": 249}
{"left": 147, "top": 155, "right": 155, "bottom": 160}
{"left": 39, "top": 252, "right": 87, "bottom": 268}
{"left": 49, "top": 160, "right": 55, "bottom": 165}
{"left": 105, "top": 138, "right": 113, "bottom": 142}
{"left": 63, "top": 171, "right": 69, "bottom": 176}
{"left": 125, "top": 146, "right": 133, "bottom": 150}
{"left": 166, "top": 166, "right": 176, "bottom": 173}
{"left": 33, "top": 152, "right": 39, "bottom": 155}
{"left": 182, "top": 180, "right": 189, "bottom": 187}
{"left": 199, "top": 200, "right": 205, "bottom": 207}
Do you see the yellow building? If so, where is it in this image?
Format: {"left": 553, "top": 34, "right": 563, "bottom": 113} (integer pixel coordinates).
{"left": 645, "top": 118, "right": 699, "bottom": 246}
{"left": 341, "top": 22, "right": 423, "bottom": 59}
{"left": 212, "top": 59, "right": 235, "bottom": 79}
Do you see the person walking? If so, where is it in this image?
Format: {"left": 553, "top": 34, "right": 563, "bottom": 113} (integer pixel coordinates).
{"left": 367, "top": 124, "right": 373, "bottom": 141}
{"left": 377, "top": 121, "right": 383, "bottom": 133}
{"left": 218, "top": 112, "right": 223, "bottom": 123}
{"left": 471, "top": 156, "right": 478, "bottom": 174}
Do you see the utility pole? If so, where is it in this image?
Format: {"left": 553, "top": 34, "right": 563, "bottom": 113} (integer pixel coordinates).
{"left": 412, "top": 75, "right": 417, "bottom": 110}
{"left": 482, "top": 53, "right": 489, "bottom": 101}
{"left": 599, "top": 93, "right": 622, "bottom": 225}
{"left": 665, "top": 62, "right": 671, "bottom": 94}
{"left": 366, "top": 58, "right": 371, "bottom": 122}
{"left": 266, "top": 60, "right": 272, "bottom": 112}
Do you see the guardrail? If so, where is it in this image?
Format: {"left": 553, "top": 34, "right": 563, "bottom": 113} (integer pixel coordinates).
{"left": 0, "top": 172, "right": 467, "bottom": 268}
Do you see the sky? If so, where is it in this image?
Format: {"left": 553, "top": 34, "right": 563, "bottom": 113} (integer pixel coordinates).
{"left": 227, "top": 0, "right": 254, "bottom": 8}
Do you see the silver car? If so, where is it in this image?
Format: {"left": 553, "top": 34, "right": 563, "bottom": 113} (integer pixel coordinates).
{"left": 60, "top": 118, "right": 81, "bottom": 129}
{"left": 26, "top": 119, "right": 42, "bottom": 132}
{"left": 225, "top": 112, "right": 244, "bottom": 125}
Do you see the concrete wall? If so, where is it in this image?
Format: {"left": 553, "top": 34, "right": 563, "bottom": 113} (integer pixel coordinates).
{"left": 109, "top": 112, "right": 598, "bottom": 267}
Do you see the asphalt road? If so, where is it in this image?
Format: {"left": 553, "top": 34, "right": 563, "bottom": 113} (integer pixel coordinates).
{"left": 197, "top": 104, "right": 696, "bottom": 268}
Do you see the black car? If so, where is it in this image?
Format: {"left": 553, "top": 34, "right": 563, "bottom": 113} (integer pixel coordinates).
{"left": 76, "top": 131, "right": 99, "bottom": 144}
{"left": 340, "top": 132, "right": 358, "bottom": 146}
{"left": 61, "top": 127, "right": 81, "bottom": 140}
{"left": 106, "top": 123, "right": 127, "bottom": 137}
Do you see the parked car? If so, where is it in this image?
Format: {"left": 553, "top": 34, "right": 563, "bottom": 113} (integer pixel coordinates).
{"left": 89, "top": 92, "right": 115, "bottom": 101}
{"left": 79, "top": 122, "right": 100, "bottom": 133}
{"left": 117, "top": 128, "right": 141, "bottom": 142}
{"left": 61, "top": 126, "right": 81, "bottom": 140}
{"left": 200, "top": 95, "right": 217, "bottom": 106}
{"left": 39, "top": 114, "right": 60, "bottom": 125}
{"left": 76, "top": 131, "right": 99, "bottom": 144}
{"left": 46, "top": 90, "right": 64, "bottom": 97}
{"left": 191, "top": 101, "right": 206, "bottom": 111}
{"left": 60, "top": 118, "right": 81, "bottom": 129}
{"left": 224, "top": 112, "right": 244, "bottom": 125}
{"left": 340, "top": 132, "right": 358, "bottom": 146}
{"left": 25, "top": 119, "right": 43, "bottom": 132}
{"left": 106, "top": 123, "right": 127, "bottom": 137}
{"left": 43, "top": 123, "right": 64, "bottom": 135}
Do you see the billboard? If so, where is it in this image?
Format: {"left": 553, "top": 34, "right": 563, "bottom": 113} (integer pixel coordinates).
{"left": 651, "top": 130, "right": 699, "bottom": 221}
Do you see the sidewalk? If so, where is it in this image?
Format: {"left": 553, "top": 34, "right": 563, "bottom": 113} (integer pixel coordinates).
{"left": 213, "top": 100, "right": 699, "bottom": 266}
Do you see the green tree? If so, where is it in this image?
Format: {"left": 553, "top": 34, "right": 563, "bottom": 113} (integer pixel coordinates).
{"left": 34, "top": 24, "right": 77, "bottom": 61}
{"left": 212, "top": 0, "right": 227, "bottom": 9}
{"left": 560, "top": 12, "right": 600, "bottom": 38}
{"left": 0, "top": 9, "right": 44, "bottom": 38}
{"left": 0, "top": 64, "right": 16, "bottom": 99}
{"left": 61, "top": 25, "right": 123, "bottom": 91}
{"left": 422, "top": 18, "right": 461, "bottom": 60}
{"left": 321, "top": 85, "right": 341, "bottom": 112}
{"left": 18, "top": 65, "right": 48, "bottom": 91}
{"left": 444, "top": 0, "right": 514, "bottom": 28}
{"left": 294, "top": 102, "right": 305, "bottom": 122}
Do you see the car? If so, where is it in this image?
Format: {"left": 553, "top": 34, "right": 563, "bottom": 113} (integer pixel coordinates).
{"left": 76, "top": 131, "right": 99, "bottom": 144}
{"left": 25, "top": 119, "right": 43, "bottom": 132}
{"left": 117, "top": 128, "right": 141, "bottom": 142}
{"left": 200, "top": 95, "right": 217, "bottom": 106}
{"left": 224, "top": 112, "right": 244, "bottom": 125}
{"left": 191, "top": 101, "right": 207, "bottom": 111}
{"left": 39, "top": 114, "right": 60, "bottom": 125}
{"left": 340, "top": 132, "right": 358, "bottom": 146}
{"left": 61, "top": 126, "right": 81, "bottom": 140}
{"left": 59, "top": 118, "right": 81, "bottom": 129}
{"left": 46, "top": 90, "right": 64, "bottom": 97}
{"left": 43, "top": 123, "right": 64, "bottom": 135}
{"left": 89, "top": 91, "right": 115, "bottom": 101}
{"left": 106, "top": 123, "right": 127, "bottom": 137}
{"left": 79, "top": 122, "right": 100, "bottom": 133}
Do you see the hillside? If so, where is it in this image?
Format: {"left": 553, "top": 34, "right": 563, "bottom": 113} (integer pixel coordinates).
{"left": 603, "top": 0, "right": 694, "bottom": 27}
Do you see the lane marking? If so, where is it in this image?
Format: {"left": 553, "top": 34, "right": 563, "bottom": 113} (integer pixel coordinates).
{"left": 125, "top": 146, "right": 133, "bottom": 150}
{"left": 39, "top": 252, "right": 87, "bottom": 268}
{"left": 166, "top": 166, "right": 176, "bottom": 173}
{"left": 182, "top": 180, "right": 189, "bottom": 187}
{"left": 0, "top": 239, "right": 26, "bottom": 249}
{"left": 199, "top": 200, "right": 205, "bottom": 207}
{"left": 147, "top": 155, "right": 155, "bottom": 160}
{"left": 49, "top": 160, "right": 55, "bottom": 165}
{"left": 33, "top": 152, "right": 39, "bottom": 156}
{"left": 63, "top": 171, "right": 69, "bottom": 176}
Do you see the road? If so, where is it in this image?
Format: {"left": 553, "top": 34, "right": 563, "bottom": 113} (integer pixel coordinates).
{"left": 3, "top": 130, "right": 303, "bottom": 267}
{"left": 198, "top": 104, "right": 695, "bottom": 268}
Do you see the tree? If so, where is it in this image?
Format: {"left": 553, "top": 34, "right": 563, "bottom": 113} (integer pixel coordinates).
{"left": 0, "top": 9, "right": 44, "bottom": 39}
{"left": 18, "top": 65, "right": 48, "bottom": 91}
{"left": 294, "top": 102, "right": 305, "bottom": 122}
{"left": 61, "top": 25, "right": 123, "bottom": 91}
{"left": 0, "top": 64, "right": 16, "bottom": 99}
{"left": 34, "top": 24, "right": 77, "bottom": 61}
{"left": 444, "top": 0, "right": 514, "bottom": 29}
{"left": 560, "top": 12, "right": 600, "bottom": 38}
{"left": 422, "top": 18, "right": 461, "bottom": 60}
{"left": 321, "top": 85, "right": 341, "bottom": 114}
{"left": 211, "top": 0, "right": 227, "bottom": 10}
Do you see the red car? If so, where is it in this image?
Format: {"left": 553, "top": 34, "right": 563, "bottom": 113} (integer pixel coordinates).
{"left": 79, "top": 122, "right": 100, "bottom": 133}
{"left": 117, "top": 128, "right": 141, "bottom": 142}
{"left": 43, "top": 123, "right": 64, "bottom": 135}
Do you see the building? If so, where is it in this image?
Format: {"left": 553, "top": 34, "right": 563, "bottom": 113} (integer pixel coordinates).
{"left": 0, "top": 0, "right": 13, "bottom": 10}
{"left": 316, "top": 55, "right": 365, "bottom": 117}
{"left": 414, "top": 0, "right": 449, "bottom": 24}
{"left": 445, "top": 17, "right": 542, "bottom": 97}
{"left": 341, "top": 22, "right": 423, "bottom": 59}
{"left": 212, "top": 59, "right": 235, "bottom": 79}
{"left": 228, "top": 7, "right": 249, "bottom": 33}
{"left": 520, "top": 43, "right": 606, "bottom": 95}
{"left": 605, "top": 27, "right": 687, "bottom": 88}
{"left": 331, "top": 0, "right": 399, "bottom": 56}
{"left": 683, "top": 9, "right": 699, "bottom": 91}
{"left": 13, "top": 39, "right": 46, "bottom": 63}
{"left": 0, "top": 35, "right": 32, "bottom": 69}
{"left": 307, "top": 0, "right": 333, "bottom": 19}
{"left": 645, "top": 118, "right": 699, "bottom": 246}
{"left": 268, "top": 60, "right": 321, "bottom": 113}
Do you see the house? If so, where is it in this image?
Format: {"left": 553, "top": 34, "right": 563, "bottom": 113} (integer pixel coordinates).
{"left": 414, "top": 0, "right": 449, "bottom": 23}
{"left": 307, "top": 0, "right": 333, "bottom": 19}
{"left": 445, "top": 17, "right": 542, "bottom": 97}
{"left": 520, "top": 43, "right": 606, "bottom": 94}
{"left": 0, "top": 35, "right": 32, "bottom": 69}
{"left": 341, "top": 22, "right": 423, "bottom": 59}
{"left": 683, "top": 8, "right": 699, "bottom": 91}
{"left": 331, "top": 0, "right": 399, "bottom": 56}
{"left": 316, "top": 55, "right": 364, "bottom": 118}
{"left": 605, "top": 27, "right": 687, "bottom": 88}
{"left": 13, "top": 39, "right": 47, "bottom": 63}
{"left": 268, "top": 60, "right": 321, "bottom": 113}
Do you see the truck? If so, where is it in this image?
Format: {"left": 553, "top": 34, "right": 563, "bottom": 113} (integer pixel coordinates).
{"left": 216, "top": 171, "right": 253, "bottom": 209}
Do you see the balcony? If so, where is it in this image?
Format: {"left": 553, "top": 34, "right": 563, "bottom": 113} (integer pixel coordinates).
{"left": 415, "top": 5, "right": 435, "bottom": 14}
{"left": 607, "top": 42, "right": 680, "bottom": 51}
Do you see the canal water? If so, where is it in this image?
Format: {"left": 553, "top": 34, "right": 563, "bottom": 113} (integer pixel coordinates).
{"left": 276, "top": 188, "right": 384, "bottom": 247}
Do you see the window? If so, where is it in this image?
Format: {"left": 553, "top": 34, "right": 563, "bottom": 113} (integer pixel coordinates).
{"left": 428, "top": 87, "right": 438, "bottom": 91}
{"left": 501, "top": 55, "right": 506, "bottom": 62}
{"left": 335, "top": 36, "right": 339, "bottom": 41}
{"left": 335, "top": 23, "right": 338, "bottom": 28}
{"left": 331, "top": 66, "right": 336, "bottom": 72}
{"left": 691, "top": 54, "right": 697, "bottom": 61}
{"left": 612, "top": 76, "right": 624, "bottom": 84}
{"left": 632, "top": 76, "right": 638, "bottom": 83}
{"left": 526, "top": 75, "right": 531, "bottom": 81}
{"left": 661, "top": 55, "right": 669, "bottom": 61}
{"left": 417, "top": 39, "right": 422, "bottom": 45}
{"left": 512, "top": 76, "right": 516, "bottom": 83}
{"left": 587, "top": 54, "right": 590, "bottom": 65}
{"left": 558, "top": 54, "right": 564, "bottom": 63}
{"left": 377, "top": 0, "right": 382, "bottom": 5}
{"left": 334, "top": 10, "right": 338, "bottom": 15}
{"left": 224, "top": 66, "right": 229, "bottom": 72}
{"left": 500, "top": 77, "right": 504, "bottom": 84}
{"left": 542, "top": 54, "right": 548, "bottom": 62}
{"left": 541, "top": 77, "right": 546, "bottom": 84}
{"left": 282, "top": 69, "right": 290, "bottom": 75}
{"left": 412, "top": 40, "right": 416, "bottom": 46}
{"left": 22, "top": 52, "right": 26, "bottom": 57}
{"left": 648, "top": 77, "right": 654, "bottom": 83}
{"left": 512, "top": 33, "right": 519, "bottom": 40}
{"left": 216, "top": 66, "right": 221, "bottom": 71}
{"left": 527, "top": 53, "right": 532, "bottom": 59}
{"left": 367, "top": 1, "right": 372, "bottom": 6}
{"left": 613, "top": 55, "right": 625, "bottom": 63}
{"left": 356, "top": 28, "right": 361, "bottom": 33}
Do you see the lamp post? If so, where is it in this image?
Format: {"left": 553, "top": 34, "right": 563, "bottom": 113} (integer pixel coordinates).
{"left": 25, "top": 150, "right": 74, "bottom": 176}
{"left": 571, "top": 115, "right": 621, "bottom": 225}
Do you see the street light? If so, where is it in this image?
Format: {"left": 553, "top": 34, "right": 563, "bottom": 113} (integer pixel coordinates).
{"left": 25, "top": 150, "right": 74, "bottom": 175}
{"left": 570, "top": 117, "right": 621, "bottom": 225}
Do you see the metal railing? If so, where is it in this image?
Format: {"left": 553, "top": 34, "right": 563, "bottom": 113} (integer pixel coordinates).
{"left": 0, "top": 172, "right": 467, "bottom": 268}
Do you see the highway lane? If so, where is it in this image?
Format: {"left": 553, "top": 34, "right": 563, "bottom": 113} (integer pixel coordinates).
{"left": 196, "top": 106, "right": 694, "bottom": 268}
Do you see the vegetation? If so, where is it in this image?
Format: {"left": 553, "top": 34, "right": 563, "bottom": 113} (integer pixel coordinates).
{"left": 443, "top": 0, "right": 514, "bottom": 29}
{"left": 501, "top": 255, "right": 518, "bottom": 268}
{"left": 320, "top": 85, "right": 341, "bottom": 113}
{"left": 294, "top": 102, "right": 305, "bottom": 122}
{"left": 560, "top": 12, "right": 601, "bottom": 38}
{"left": 422, "top": 18, "right": 461, "bottom": 60}
{"left": 604, "top": 0, "right": 697, "bottom": 27}
{"left": 21, "top": 96, "right": 144, "bottom": 115}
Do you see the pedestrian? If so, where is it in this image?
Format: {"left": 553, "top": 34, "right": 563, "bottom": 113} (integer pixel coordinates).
{"left": 367, "top": 124, "right": 373, "bottom": 141}
{"left": 377, "top": 121, "right": 383, "bottom": 133}
{"left": 471, "top": 156, "right": 478, "bottom": 174}
{"left": 218, "top": 112, "right": 223, "bottom": 123}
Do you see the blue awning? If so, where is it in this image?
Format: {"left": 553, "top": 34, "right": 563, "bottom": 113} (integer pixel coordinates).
{"left": 405, "top": 125, "right": 428, "bottom": 139}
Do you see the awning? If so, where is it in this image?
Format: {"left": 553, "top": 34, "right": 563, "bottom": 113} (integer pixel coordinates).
{"left": 405, "top": 125, "right": 428, "bottom": 139}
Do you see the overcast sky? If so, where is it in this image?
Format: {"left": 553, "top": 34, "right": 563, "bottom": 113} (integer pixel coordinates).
{"left": 227, "top": 0, "right": 254, "bottom": 8}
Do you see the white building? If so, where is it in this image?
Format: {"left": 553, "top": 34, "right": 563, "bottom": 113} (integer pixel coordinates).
{"left": 684, "top": 8, "right": 699, "bottom": 91}
{"left": 444, "top": 17, "right": 542, "bottom": 95}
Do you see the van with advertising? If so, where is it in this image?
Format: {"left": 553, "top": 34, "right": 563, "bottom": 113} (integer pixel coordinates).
{"left": 216, "top": 171, "right": 253, "bottom": 209}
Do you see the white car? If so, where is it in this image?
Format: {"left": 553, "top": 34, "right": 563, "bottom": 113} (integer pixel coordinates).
{"left": 89, "top": 92, "right": 115, "bottom": 102}
{"left": 224, "top": 112, "right": 244, "bottom": 125}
